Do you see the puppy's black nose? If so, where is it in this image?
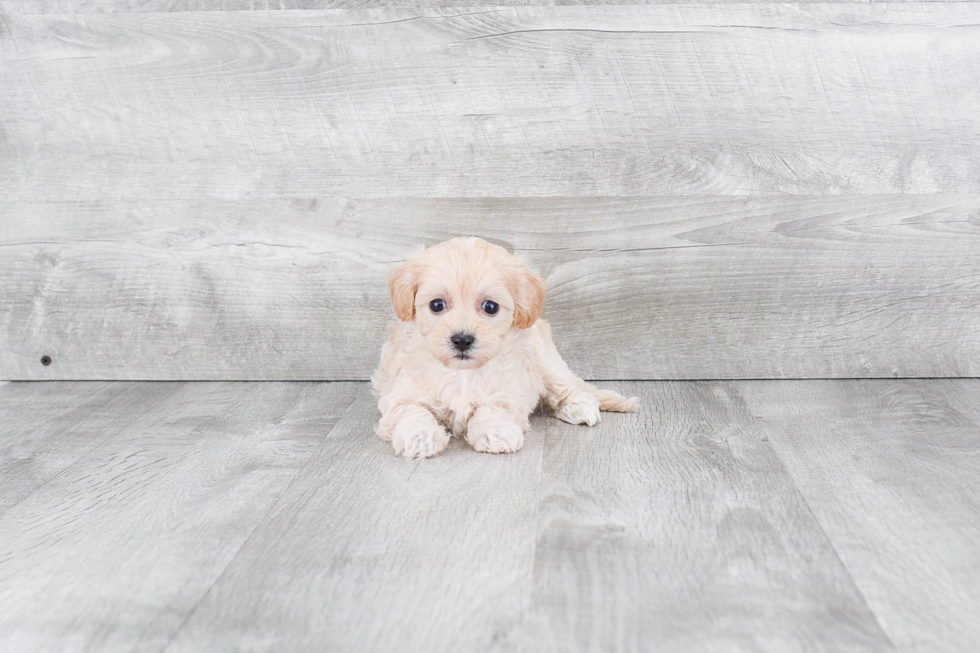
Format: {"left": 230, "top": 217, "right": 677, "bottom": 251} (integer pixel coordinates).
{"left": 451, "top": 332, "right": 476, "bottom": 352}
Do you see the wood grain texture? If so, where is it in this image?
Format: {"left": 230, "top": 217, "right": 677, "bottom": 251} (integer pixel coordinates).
{"left": 2, "top": 379, "right": 978, "bottom": 650}
{"left": 3, "top": 5, "right": 980, "bottom": 200}
{"left": 2, "top": 196, "right": 978, "bottom": 380}
{"left": 6, "top": 0, "right": 976, "bottom": 15}
{"left": 0, "top": 381, "right": 359, "bottom": 652}
{"left": 740, "top": 379, "right": 980, "bottom": 653}
{"left": 164, "top": 385, "right": 545, "bottom": 653}
{"left": 513, "top": 381, "right": 893, "bottom": 652}
{"left": 0, "top": 381, "right": 181, "bottom": 513}
{"left": 3, "top": 4, "right": 980, "bottom": 381}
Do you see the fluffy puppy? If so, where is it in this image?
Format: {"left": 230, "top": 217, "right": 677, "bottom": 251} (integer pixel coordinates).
{"left": 371, "top": 237, "right": 638, "bottom": 459}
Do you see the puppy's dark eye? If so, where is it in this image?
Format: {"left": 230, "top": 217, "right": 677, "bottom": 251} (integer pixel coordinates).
{"left": 482, "top": 300, "right": 499, "bottom": 315}
{"left": 430, "top": 299, "right": 446, "bottom": 313}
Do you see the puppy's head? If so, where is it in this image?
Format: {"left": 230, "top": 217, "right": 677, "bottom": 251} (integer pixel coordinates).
{"left": 389, "top": 237, "right": 546, "bottom": 369}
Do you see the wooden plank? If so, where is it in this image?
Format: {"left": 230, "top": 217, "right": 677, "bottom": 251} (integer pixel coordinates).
{"left": 740, "top": 379, "right": 980, "bottom": 653}
{"left": 511, "top": 381, "right": 893, "bottom": 652}
{"left": 1, "top": 196, "right": 978, "bottom": 380}
{"left": 0, "top": 381, "right": 182, "bottom": 514}
{"left": 2, "top": 5, "right": 980, "bottom": 200}
{"left": 0, "top": 381, "right": 360, "bottom": 652}
{"left": 164, "top": 384, "right": 545, "bottom": 652}
{"left": 3, "top": 379, "right": 976, "bottom": 649}
{"left": 7, "top": 0, "right": 975, "bottom": 15}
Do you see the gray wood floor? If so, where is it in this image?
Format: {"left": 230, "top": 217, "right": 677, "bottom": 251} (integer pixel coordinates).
{"left": 1, "top": 380, "right": 978, "bottom": 652}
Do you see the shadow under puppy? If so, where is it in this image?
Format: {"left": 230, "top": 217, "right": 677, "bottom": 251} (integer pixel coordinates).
{"left": 372, "top": 237, "right": 638, "bottom": 458}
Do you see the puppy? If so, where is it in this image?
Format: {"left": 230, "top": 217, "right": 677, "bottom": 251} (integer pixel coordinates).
{"left": 371, "top": 237, "right": 638, "bottom": 458}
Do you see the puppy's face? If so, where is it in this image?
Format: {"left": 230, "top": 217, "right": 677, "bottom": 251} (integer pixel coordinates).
{"left": 389, "top": 238, "right": 546, "bottom": 370}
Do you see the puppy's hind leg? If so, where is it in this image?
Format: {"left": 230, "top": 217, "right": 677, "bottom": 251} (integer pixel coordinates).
{"left": 534, "top": 321, "right": 638, "bottom": 426}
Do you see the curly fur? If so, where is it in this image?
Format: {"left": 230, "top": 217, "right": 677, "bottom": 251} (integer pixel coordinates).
{"left": 372, "top": 237, "right": 638, "bottom": 459}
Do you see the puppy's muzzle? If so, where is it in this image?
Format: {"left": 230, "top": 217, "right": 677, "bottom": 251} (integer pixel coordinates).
{"left": 450, "top": 332, "right": 476, "bottom": 353}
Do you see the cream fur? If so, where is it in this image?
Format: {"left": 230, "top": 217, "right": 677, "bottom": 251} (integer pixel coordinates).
{"left": 372, "top": 237, "right": 638, "bottom": 459}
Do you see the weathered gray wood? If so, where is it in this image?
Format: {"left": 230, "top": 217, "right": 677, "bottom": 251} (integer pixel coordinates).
{"left": 512, "top": 381, "right": 893, "bottom": 652}
{"left": 3, "top": 4, "right": 980, "bottom": 381}
{"left": 740, "top": 380, "right": 980, "bottom": 653}
{"left": 2, "top": 196, "right": 978, "bottom": 380}
{"left": 3, "top": 6, "right": 980, "bottom": 200}
{"left": 0, "top": 381, "right": 359, "bottom": 652}
{"left": 0, "top": 381, "right": 182, "bottom": 514}
{"left": 3, "top": 380, "right": 979, "bottom": 650}
{"left": 164, "top": 385, "right": 544, "bottom": 653}
{"left": 6, "top": 0, "right": 974, "bottom": 14}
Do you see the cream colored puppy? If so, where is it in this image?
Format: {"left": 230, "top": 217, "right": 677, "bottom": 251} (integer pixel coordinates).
{"left": 372, "top": 237, "right": 638, "bottom": 459}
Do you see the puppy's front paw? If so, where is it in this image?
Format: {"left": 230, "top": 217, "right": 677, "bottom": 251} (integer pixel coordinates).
{"left": 556, "top": 392, "right": 601, "bottom": 426}
{"left": 467, "top": 419, "right": 525, "bottom": 454}
{"left": 391, "top": 419, "right": 450, "bottom": 459}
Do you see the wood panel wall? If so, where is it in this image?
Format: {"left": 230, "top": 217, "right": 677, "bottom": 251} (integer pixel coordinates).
{"left": 2, "top": 4, "right": 979, "bottom": 379}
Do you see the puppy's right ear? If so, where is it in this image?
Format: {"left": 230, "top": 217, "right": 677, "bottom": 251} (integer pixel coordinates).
{"left": 389, "top": 260, "right": 419, "bottom": 321}
{"left": 512, "top": 268, "right": 547, "bottom": 329}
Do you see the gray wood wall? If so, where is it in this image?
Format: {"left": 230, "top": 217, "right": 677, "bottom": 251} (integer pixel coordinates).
{"left": 2, "top": 3, "right": 979, "bottom": 380}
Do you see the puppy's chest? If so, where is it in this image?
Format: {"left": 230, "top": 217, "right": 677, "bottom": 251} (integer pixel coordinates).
{"left": 425, "top": 357, "right": 543, "bottom": 434}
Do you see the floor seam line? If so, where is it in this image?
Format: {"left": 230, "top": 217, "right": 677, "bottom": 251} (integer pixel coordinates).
{"left": 759, "top": 434, "right": 899, "bottom": 652}
{"left": 157, "top": 384, "right": 366, "bottom": 652}
{"left": 520, "top": 408, "right": 550, "bottom": 632}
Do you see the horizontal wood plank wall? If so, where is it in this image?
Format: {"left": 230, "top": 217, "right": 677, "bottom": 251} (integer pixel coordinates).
{"left": 5, "top": 6, "right": 980, "bottom": 199}
{"left": 8, "top": 0, "right": 980, "bottom": 12}
{"left": 2, "top": 5, "right": 979, "bottom": 379}
{"left": 3, "top": 196, "right": 978, "bottom": 380}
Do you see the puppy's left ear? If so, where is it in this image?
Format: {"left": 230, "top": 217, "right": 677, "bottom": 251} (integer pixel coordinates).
{"left": 512, "top": 268, "right": 547, "bottom": 329}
